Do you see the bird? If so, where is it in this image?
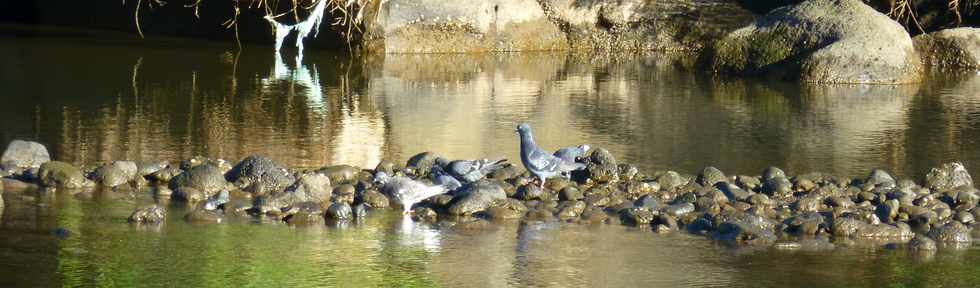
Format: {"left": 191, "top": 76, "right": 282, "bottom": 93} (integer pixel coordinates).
{"left": 375, "top": 171, "right": 452, "bottom": 214}
{"left": 553, "top": 144, "right": 589, "bottom": 179}
{"left": 516, "top": 123, "right": 570, "bottom": 189}
{"left": 447, "top": 158, "right": 509, "bottom": 183}
{"left": 430, "top": 165, "right": 462, "bottom": 192}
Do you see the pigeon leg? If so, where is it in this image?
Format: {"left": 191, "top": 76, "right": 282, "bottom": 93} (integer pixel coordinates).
{"left": 539, "top": 177, "right": 546, "bottom": 189}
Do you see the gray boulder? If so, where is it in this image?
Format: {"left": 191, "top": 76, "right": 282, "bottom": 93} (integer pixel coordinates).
{"left": 169, "top": 164, "right": 230, "bottom": 202}
{"left": 914, "top": 27, "right": 980, "bottom": 69}
{"left": 697, "top": 166, "right": 727, "bottom": 187}
{"left": 448, "top": 180, "right": 507, "bottom": 215}
{"left": 226, "top": 155, "right": 295, "bottom": 195}
{"left": 1, "top": 140, "right": 50, "bottom": 174}
{"left": 711, "top": 0, "right": 921, "bottom": 84}
{"left": 924, "top": 162, "right": 973, "bottom": 193}
{"left": 927, "top": 221, "right": 972, "bottom": 243}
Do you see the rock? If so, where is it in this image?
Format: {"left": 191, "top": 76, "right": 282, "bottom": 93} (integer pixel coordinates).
{"left": 135, "top": 161, "right": 169, "bottom": 177}
{"left": 716, "top": 182, "right": 751, "bottom": 202}
{"left": 711, "top": 0, "right": 921, "bottom": 84}
{"left": 665, "top": 203, "right": 695, "bottom": 216}
{"left": 1, "top": 140, "right": 50, "bottom": 173}
{"left": 483, "top": 207, "right": 522, "bottom": 219}
{"left": 584, "top": 148, "right": 619, "bottom": 183}
{"left": 556, "top": 201, "right": 586, "bottom": 219}
{"left": 226, "top": 155, "right": 295, "bottom": 195}
{"left": 406, "top": 152, "right": 439, "bottom": 177}
{"left": 92, "top": 161, "right": 139, "bottom": 188}
{"left": 761, "top": 176, "right": 793, "bottom": 197}
{"left": 709, "top": 214, "right": 777, "bottom": 246}
{"left": 635, "top": 194, "right": 660, "bottom": 210}
{"left": 325, "top": 202, "right": 353, "bottom": 220}
{"left": 618, "top": 164, "right": 639, "bottom": 181}
{"left": 656, "top": 171, "right": 688, "bottom": 191}
{"left": 793, "top": 195, "right": 823, "bottom": 213}
{"left": 358, "top": 189, "right": 390, "bottom": 209}
{"left": 286, "top": 173, "right": 333, "bottom": 204}
{"left": 282, "top": 202, "right": 325, "bottom": 224}
{"left": 927, "top": 221, "right": 972, "bottom": 243}
{"left": 864, "top": 169, "right": 896, "bottom": 190}
{"left": 761, "top": 167, "right": 786, "bottom": 183}
{"left": 559, "top": 186, "right": 583, "bottom": 201}
{"left": 37, "top": 161, "right": 86, "bottom": 189}
{"left": 127, "top": 205, "right": 166, "bottom": 223}
{"left": 448, "top": 180, "right": 507, "bottom": 215}
{"left": 332, "top": 184, "right": 357, "bottom": 205}
{"left": 924, "top": 162, "right": 973, "bottom": 193}
{"left": 736, "top": 175, "right": 761, "bottom": 191}
{"left": 184, "top": 209, "right": 223, "bottom": 223}
{"left": 169, "top": 163, "right": 230, "bottom": 202}
{"left": 516, "top": 184, "right": 546, "bottom": 201}
{"left": 785, "top": 212, "right": 825, "bottom": 236}
{"left": 697, "top": 167, "right": 727, "bottom": 187}
{"left": 831, "top": 217, "right": 912, "bottom": 238}
{"left": 908, "top": 234, "right": 937, "bottom": 251}
{"left": 914, "top": 27, "right": 980, "bottom": 69}
{"left": 149, "top": 166, "right": 183, "bottom": 183}
{"left": 620, "top": 207, "right": 655, "bottom": 225}
{"left": 487, "top": 166, "right": 519, "bottom": 181}
{"left": 406, "top": 209, "right": 436, "bottom": 224}
{"left": 317, "top": 165, "right": 358, "bottom": 184}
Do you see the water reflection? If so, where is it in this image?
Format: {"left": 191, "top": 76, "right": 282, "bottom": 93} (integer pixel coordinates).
{"left": 2, "top": 36, "right": 980, "bottom": 179}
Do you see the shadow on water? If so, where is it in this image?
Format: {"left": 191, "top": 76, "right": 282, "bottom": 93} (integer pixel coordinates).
{"left": 4, "top": 33, "right": 980, "bottom": 287}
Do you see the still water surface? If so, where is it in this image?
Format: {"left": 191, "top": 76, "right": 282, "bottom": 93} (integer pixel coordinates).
{"left": 2, "top": 33, "right": 980, "bottom": 287}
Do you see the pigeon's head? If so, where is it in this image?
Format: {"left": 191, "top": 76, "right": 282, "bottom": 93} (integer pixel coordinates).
{"left": 515, "top": 123, "right": 532, "bottom": 135}
{"left": 579, "top": 144, "right": 591, "bottom": 153}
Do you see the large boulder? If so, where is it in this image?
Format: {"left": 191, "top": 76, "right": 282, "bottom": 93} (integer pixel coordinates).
{"left": 585, "top": 148, "right": 619, "bottom": 183}
{"left": 226, "top": 155, "right": 295, "bottom": 195}
{"left": 37, "top": 161, "right": 87, "bottom": 189}
{"left": 254, "top": 173, "right": 333, "bottom": 211}
{"left": 364, "top": 0, "right": 753, "bottom": 53}
{"left": 914, "top": 27, "right": 980, "bottom": 69}
{"left": 1, "top": 140, "right": 50, "bottom": 174}
{"left": 169, "top": 164, "right": 231, "bottom": 202}
{"left": 447, "top": 180, "right": 507, "bottom": 215}
{"left": 710, "top": 0, "right": 922, "bottom": 84}
{"left": 365, "top": 0, "right": 565, "bottom": 53}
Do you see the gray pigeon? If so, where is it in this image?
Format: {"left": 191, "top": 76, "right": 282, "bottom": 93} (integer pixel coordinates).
{"left": 447, "top": 158, "right": 508, "bottom": 183}
{"left": 431, "top": 165, "right": 462, "bottom": 192}
{"left": 204, "top": 190, "right": 230, "bottom": 211}
{"left": 516, "top": 123, "right": 568, "bottom": 188}
{"left": 375, "top": 171, "right": 451, "bottom": 214}
{"left": 553, "top": 144, "right": 589, "bottom": 179}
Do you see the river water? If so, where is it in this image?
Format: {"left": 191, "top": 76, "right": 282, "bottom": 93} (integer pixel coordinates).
{"left": 2, "top": 32, "right": 980, "bottom": 287}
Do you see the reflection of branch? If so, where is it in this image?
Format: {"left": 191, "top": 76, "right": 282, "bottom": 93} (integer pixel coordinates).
{"left": 132, "top": 57, "right": 143, "bottom": 93}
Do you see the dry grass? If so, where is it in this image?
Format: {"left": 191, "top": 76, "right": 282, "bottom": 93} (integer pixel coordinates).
{"left": 879, "top": 0, "right": 980, "bottom": 33}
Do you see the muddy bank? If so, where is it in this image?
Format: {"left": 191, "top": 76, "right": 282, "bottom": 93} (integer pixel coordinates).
{"left": 3, "top": 139, "right": 978, "bottom": 254}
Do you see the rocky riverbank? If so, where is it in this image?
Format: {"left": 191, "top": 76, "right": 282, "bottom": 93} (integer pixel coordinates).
{"left": 2, "top": 139, "right": 978, "bottom": 254}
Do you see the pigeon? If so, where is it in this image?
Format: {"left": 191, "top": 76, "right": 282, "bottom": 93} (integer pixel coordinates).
{"left": 203, "top": 190, "right": 230, "bottom": 211}
{"left": 431, "top": 165, "right": 462, "bottom": 192}
{"left": 447, "top": 158, "right": 508, "bottom": 183}
{"left": 516, "top": 123, "right": 569, "bottom": 188}
{"left": 553, "top": 144, "right": 589, "bottom": 179}
{"left": 375, "top": 171, "right": 452, "bottom": 214}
